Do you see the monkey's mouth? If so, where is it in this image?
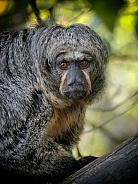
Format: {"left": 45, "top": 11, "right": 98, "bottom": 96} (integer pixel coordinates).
{"left": 61, "top": 88, "right": 88, "bottom": 99}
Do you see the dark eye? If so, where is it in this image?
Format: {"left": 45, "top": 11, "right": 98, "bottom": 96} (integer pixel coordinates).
{"left": 60, "top": 62, "right": 69, "bottom": 70}
{"left": 79, "top": 61, "right": 90, "bottom": 68}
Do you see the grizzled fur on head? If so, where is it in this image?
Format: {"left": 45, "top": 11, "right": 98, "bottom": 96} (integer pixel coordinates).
{"left": 31, "top": 24, "right": 108, "bottom": 106}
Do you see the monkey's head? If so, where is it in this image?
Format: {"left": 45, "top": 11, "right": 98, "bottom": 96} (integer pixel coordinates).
{"left": 32, "top": 24, "right": 108, "bottom": 107}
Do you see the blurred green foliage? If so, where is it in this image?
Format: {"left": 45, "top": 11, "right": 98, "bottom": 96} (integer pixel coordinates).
{"left": 0, "top": 0, "right": 138, "bottom": 157}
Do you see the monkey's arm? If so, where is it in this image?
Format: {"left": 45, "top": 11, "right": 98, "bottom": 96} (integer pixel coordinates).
{"left": 0, "top": 138, "right": 97, "bottom": 184}
{"left": 27, "top": 137, "right": 97, "bottom": 183}
{"left": 0, "top": 86, "right": 96, "bottom": 183}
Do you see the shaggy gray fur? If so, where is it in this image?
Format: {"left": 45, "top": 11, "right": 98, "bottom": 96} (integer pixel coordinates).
{"left": 0, "top": 24, "right": 108, "bottom": 183}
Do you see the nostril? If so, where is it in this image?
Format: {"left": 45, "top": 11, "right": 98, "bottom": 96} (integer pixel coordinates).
{"left": 67, "top": 77, "right": 76, "bottom": 86}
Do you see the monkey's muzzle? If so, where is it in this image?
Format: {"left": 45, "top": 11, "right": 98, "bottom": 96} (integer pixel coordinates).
{"left": 60, "top": 67, "right": 90, "bottom": 99}
{"left": 62, "top": 86, "right": 88, "bottom": 99}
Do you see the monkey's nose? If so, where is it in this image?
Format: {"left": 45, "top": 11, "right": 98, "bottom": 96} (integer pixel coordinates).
{"left": 66, "top": 68, "right": 86, "bottom": 86}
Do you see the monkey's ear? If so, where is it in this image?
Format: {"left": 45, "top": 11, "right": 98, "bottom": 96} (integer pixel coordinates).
{"left": 44, "top": 59, "right": 51, "bottom": 73}
{"left": 40, "top": 59, "right": 51, "bottom": 75}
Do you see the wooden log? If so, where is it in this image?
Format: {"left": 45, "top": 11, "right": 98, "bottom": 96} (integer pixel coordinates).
{"left": 59, "top": 132, "right": 138, "bottom": 184}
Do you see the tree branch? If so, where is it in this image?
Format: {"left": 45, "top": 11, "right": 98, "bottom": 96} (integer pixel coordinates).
{"left": 90, "top": 89, "right": 138, "bottom": 112}
{"left": 86, "top": 96, "right": 138, "bottom": 132}
{"left": 59, "top": 132, "right": 138, "bottom": 184}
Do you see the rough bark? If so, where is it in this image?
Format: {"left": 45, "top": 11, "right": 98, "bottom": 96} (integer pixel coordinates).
{"left": 59, "top": 132, "right": 138, "bottom": 184}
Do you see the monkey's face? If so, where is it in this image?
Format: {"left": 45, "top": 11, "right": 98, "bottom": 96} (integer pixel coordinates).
{"left": 55, "top": 51, "right": 92, "bottom": 99}
{"left": 37, "top": 24, "right": 108, "bottom": 105}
